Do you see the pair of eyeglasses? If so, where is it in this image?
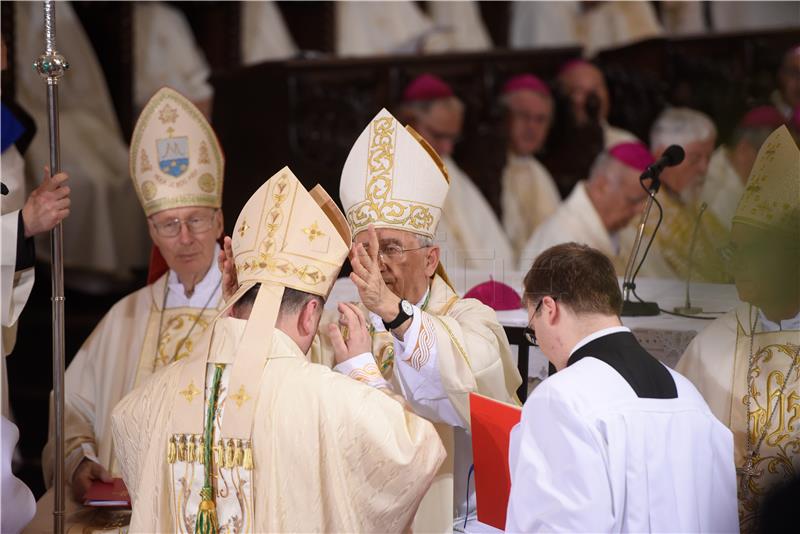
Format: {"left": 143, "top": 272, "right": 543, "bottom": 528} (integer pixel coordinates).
{"left": 360, "top": 242, "right": 430, "bottom": 261}
{"left": 150, "top": 210, "right": 218, "bottom": 238}
{"left": 523, "top": 296, "right": 557, "bottom": 346}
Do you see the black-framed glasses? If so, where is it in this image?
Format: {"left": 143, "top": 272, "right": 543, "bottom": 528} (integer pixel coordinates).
{"left": 523, "top": 296, "right": 556, "bottom": 346}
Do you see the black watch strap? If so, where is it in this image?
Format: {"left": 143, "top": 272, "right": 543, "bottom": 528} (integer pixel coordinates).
{"left": 383, "top": 300, "right": 413, "bottom": 330}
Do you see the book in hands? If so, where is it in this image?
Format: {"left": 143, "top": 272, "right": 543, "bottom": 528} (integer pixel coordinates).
{"left": 83, "top": 478, "right": 131, "bottom": 508}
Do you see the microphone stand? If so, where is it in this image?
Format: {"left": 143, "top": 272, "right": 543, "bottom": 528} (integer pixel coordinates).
{"left": 673, "top": 202, "right": 708, "bottom": 315}
{"left": 621, "top": 172, "right": 662, "bottom": 316}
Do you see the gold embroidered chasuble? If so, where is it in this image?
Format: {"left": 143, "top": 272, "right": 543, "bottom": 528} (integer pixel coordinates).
{"left": 678, "top": 303, "right": 800, "bottom": 531}
{"left": 26, "top": 273, "right": 222, "bottom": 533}
{"left": 112, "top": 318, "right": 445, "bottom": 532}
{"left": 644, "top": 188, "right": 732, "bottom": 283}
{"left": 311, "top": 273, "right": 522, "bottom": 532}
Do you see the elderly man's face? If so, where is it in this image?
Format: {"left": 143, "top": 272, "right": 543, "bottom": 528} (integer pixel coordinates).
{"left": 506, "top": 90, "right": 553, "bottom": 156}
{"left": 779, "top": 49, "right": 800, "bottom": 109}
{"left": 607, "top": 166, "right": 649, "bottom": 232}
{"left": 657, "top": 137, "right": 715, "bottom": 196}
{"left": 558, "top": 64, "right": 610, "bottom": 125}
{"left": 354, "top": 227, "right": 438, "bottom": 304}
{"left": 148, "top": 206, "right": 223, "bottom": 282}
{"left": 729, "top": 222, "right": 800, "bottom": 310}
{"left": 414, "top": 101, "right": 463, "bottom": 159}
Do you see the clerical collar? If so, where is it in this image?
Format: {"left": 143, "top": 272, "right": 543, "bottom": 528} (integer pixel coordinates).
{"left": 757, "top": 308, "right": 800, "bottom": 332}
{"left": 567, "top": 327, "right": 678, "bottom": 399}
{"left": 568, "top": 326, "right": 631, "bottom": 359}
{"left": 166, "top": 243, "right": 222, "bottom": 308}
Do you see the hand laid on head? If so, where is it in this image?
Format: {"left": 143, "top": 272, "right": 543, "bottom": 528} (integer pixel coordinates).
{"left": 349, "top": 224, "right": 400, "bottom": 322}
{"left": 328, "top": 302, "right": 372, "bottom": 365}
{"left": 71, "top": 457, "right": 112, "bottom": 501}
{"left": 218, "top": 235, "right": 239, "bottom": 302}
{"left": 21, "top": 166, "right": 70, "bottom": 238}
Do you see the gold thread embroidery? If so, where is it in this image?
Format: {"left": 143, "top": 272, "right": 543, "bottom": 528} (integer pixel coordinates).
{"left": 159, "top": 103, "right": 178, "bottom": 124}
{"left": 346, "top": 116, "right": 437, "bottom": 235}
{"left": 180, "top": 381, "right": 201, "bottom": 403}
{"left": 238, "top": 219, "right": 250, "bottom": 237}
{"left": 348, "top": 362, "right": 384, "bottom": 384}
{"left": 302, "top": 222, "right": 326, "bottom": 242}
{"left": 229, "top": 385, "right": 252, "bottom": 408}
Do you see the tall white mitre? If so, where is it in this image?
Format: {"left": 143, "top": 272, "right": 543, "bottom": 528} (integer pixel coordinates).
{"left": 340, "top": 108, "right": 450, "bottom": 240}
{"left": 129, "top": 86, "right": 224, "bottom": 216}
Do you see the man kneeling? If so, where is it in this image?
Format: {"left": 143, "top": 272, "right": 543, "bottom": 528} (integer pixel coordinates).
{"left": 112, "top": 168, "right": 444, "bottom": 532}
{"left": 506, "top": 243, "right": 738, "bottom": 532}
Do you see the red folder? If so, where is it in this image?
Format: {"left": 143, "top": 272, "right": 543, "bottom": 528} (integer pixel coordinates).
{"left": 83, "top": 478, "right": 131, "bottom": 508}
{"left": 470, "top": 392, "right": 522, "bottom": 530}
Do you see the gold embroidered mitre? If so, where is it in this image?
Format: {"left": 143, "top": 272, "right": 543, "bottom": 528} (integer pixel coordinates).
{"left": 232, "top": 167, "right": 351, "bottom": 298}
{"left": 733, "top": 125, "right": 800, "bottom": 236}
{"left": 130, "top": 87, "right": 224, "bottom": 217}
{"left": 339, "top": 108, "right": 450, "bottom": 239}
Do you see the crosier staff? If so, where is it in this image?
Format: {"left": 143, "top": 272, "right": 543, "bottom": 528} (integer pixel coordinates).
{"left": 32, "top": 1, "right": 68, "bottom": 532}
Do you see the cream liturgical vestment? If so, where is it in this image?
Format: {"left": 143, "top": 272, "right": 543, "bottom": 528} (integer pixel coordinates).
{"left": 501, "top": 154, "right": 561, "bottom": 262}
{"left": 112, "top": 169, "right": 445, "bottom": 532}
{"left": 28, "top": 87, "right": 227, "bottom": 533}
{"left": 701, "top": 146, "right": 745, "bottom": 231}
{"left": 518, "top": 181, "right": 634, "bottom": 274}
{"left": 437, "top": 157, "right": 515, "bottom": 288}
{"left": 677, "top": 126, "right": 800, "bottom": 531}
{"left": 328, "top": 108, "right": 522, "bottom": 532}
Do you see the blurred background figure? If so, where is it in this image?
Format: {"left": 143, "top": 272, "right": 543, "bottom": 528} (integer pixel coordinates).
{"left": 773, "top": 45, "right": 800, "bottom": 120}
{"left": 645, "top": 107, "right": 730, "bottom": 283}
{"left": 519, "top": 142, "right": 652, "bottom": 274}
{"left": 499, "top": 74, "right": 562, "bottom": 262}
{"left": 701, "top": 106, "right": 788, "bottom": 231}
{"left": 399, "top": 74, "right": 513, "bottom": 282}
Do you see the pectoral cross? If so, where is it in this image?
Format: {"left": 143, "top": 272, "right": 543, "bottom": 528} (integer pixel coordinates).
{"left": 737, "top": 455, "right": 758, "bottom": 494}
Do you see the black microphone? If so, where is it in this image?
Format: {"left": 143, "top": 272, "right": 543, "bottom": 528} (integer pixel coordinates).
{"left": 641, "top": 145, "right": 685, "bottom": 189}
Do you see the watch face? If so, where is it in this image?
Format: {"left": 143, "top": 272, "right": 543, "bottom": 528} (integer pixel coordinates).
{"left": 401, "top": 300, "right": 414, "bottom": 315}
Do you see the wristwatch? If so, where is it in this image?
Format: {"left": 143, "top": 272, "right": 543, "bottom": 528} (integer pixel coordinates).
{"left": 383, "top": 299, "right": 414, "bottom": 330}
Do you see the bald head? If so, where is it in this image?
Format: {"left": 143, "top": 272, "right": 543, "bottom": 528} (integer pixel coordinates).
{"left": 557, "top": 62, "right": 610, "bottom": 125}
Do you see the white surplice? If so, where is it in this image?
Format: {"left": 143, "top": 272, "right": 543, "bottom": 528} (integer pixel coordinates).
{"left": 1, "top": 416, "right": 35, "bottom": 534}
{"left": 518, "top": 182, "right": 634, "bottom": 275}
{"left": 426, "top": 1, "right": 492, "bottom": 52}
{"left": 501, "top": 154, "right": 561, "bottom": 263}
{"left": 700, "top": 146, "right": 745, "bottom": 231}
{"left": 506, "top": 327, "right": 739, "bottom": 533}
{"left": 437, "top": 158, "right": 515, "bottom": 293}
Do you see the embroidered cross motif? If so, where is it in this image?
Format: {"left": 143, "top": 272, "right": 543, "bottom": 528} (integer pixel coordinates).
{"left": 238, "top": 219, "right": 250, "bottom": 237}
{"left": 179, "top": 381, "right": 201, "bottom": 403}
{"left": 302, "top": 222, "right": 326, "bottom": 242}
{"left": 159, "top": 103, "right": 178, "bottom": 124}
{"left": 230, "top": 385, "right": 252, "bottom": 408}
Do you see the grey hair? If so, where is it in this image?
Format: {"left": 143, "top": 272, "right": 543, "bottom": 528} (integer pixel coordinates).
{"left": 650, "top": 107, "right": 717, "bottom": 151}
{"left": 399, "top": 96, "right": 464, "bottom": 124}
{"left": 415, "top": 234, "right": 435, "bottom": 248}
{"left": 588, "top": 151, "right": 626, "bottom": 186}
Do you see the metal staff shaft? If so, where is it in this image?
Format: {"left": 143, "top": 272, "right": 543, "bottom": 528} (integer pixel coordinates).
{"left": 34, "top": 2, "right": 68, "bottom": 533}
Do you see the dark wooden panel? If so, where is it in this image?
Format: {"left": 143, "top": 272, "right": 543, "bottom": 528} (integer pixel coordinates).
{"left": 170, "top": 1, "right": 240, "bottom": 72}
{"left": 72, "top": 1, "right": 134, "bottom": 140}
{"left": 276, "top": 0, "right": 335, "bottom": 54}
{"left": 211, "top": 47, "right": 581, "bottom": 233}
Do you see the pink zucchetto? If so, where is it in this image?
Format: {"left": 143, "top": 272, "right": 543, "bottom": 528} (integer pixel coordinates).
{"left": 738, "top": 106, "right": 787, "bottom": 130}
{"left": 557, "top": 58, "right": 594, "bottom": 77}
{"left": 402, "top": 74, "right": 454, "bottom": 103}
{"left": 608, "top": 141, "right": 655, "bottom": 173}
{"left": 502, "top": 74, "right": 551, "bottom": 97}
{"left": 464, "top": 279, "right": 522, "bottom": 311}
